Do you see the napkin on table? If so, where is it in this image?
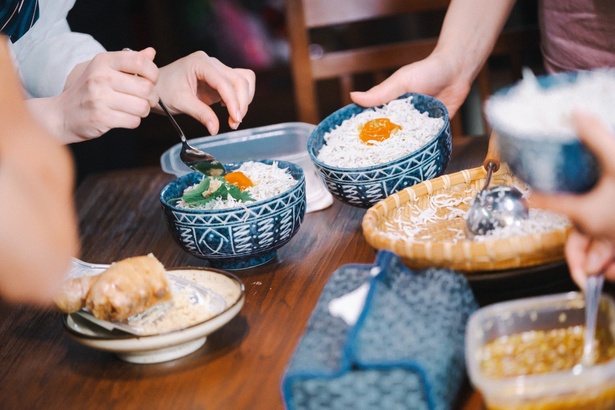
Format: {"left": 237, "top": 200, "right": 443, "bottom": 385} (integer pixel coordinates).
{"left": 282, "top": 250, "right": 478, "bottom": 410}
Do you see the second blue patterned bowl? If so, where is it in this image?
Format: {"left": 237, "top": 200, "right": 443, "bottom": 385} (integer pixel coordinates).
{"left": 160, "top": 160, "right": 306, "bottom": 270}
{"left": 486, "top": 70, "right": 607, "bottom": 193}
{"left": 307, "top": 93, "right": 452, "bottom": 208}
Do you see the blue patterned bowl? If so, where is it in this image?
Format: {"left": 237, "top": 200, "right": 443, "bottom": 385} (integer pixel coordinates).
{"left": 307, "top": 93, "right": 452, "bottom": 208}
{"left": 160, "top": 160, "right": 306, "bottom": 270}
{"left": 486, "top": 71, "right": 601, "bottom": 193}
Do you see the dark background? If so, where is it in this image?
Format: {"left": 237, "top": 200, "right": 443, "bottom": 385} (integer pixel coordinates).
{"left": 66, "top": 0, "right": 541, "bottom": 182}
{"left": 66, "top": 0, "right": 296, "bottom": 181}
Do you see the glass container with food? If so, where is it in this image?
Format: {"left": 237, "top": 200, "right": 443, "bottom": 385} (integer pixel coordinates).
{"left": 466, "top": 292, "right": 615, "bottom": 410}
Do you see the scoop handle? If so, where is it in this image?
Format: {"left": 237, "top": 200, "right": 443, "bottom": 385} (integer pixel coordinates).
{"left": 483, "top": 131, "right": 501, "bottom": 172}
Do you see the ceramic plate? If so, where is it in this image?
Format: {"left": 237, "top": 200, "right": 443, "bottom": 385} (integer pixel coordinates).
{"left": 63, "top": 266, "right": 245, "bottom": 364}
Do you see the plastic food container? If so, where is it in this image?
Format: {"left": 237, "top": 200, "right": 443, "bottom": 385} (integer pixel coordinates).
{"left": 160, "top": 122, "right": 333, "bottom": 213}
{"left": 466, "top": 292, "right": 615, "bottom": 410}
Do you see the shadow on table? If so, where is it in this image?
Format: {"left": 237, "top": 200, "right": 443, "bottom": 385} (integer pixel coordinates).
{"left": 61, "top": 314, "right": 249, "bottom": 379}
{"left": 467, "top": 262, "right": 577, "bottom": 306}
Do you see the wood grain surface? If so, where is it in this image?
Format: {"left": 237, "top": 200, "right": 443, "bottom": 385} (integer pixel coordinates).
{"left": 0, "top": 135, "right": 600, "bottom": 410}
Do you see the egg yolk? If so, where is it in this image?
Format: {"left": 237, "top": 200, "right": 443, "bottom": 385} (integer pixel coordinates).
{"left": 359, "top": 118, "right": 401, "bottom": 144}
{"left": 224, "top": 171, "right": 254, "bottom": 190}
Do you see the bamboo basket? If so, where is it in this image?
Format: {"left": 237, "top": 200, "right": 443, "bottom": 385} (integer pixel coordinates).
{"left": 362, "top": 164, "right": 571, "bottom": 272}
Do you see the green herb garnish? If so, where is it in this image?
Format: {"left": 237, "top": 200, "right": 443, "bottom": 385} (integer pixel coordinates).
{"left": 180, "top": 177, "right": 254, "bottom": 206}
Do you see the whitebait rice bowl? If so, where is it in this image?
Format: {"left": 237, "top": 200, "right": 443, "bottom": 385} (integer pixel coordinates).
{"left": 317, "top": 97, "right": 445, "bottom": 168}
{"left": 485, "top": 69, "right": 613, "bottom": 193}
{"left": 176, "top": 161, "right": 298, "bottom": 210}
{"left": 160, "top": 159, "right": 307, "bottom": 269}
{"left": 308, "top": 93, "right": 452, "bottom": 208}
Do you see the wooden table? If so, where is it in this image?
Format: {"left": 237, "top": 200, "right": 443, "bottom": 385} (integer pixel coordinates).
{"left": 0, "top": 135, "right": 603, "bottom": 409}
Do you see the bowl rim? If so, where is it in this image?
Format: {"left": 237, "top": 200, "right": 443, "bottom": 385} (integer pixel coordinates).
{"left": 160, "top": 159, "right": 306, "bottom": 214}
{"left": 486, "top": 69, "right": 603, "bottom": 142}
{"left": 494, "top": 128, "right": 590, "bottom": 146}
{"left": 307, "top": 92, "right": 450, "bottom": 172}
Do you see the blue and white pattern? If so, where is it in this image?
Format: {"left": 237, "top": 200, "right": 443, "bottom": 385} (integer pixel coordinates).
{"left": 282, "top": 250, "right": 478, "bottom": 410}
{"left": 160, "top": 160, "right": 306, "bottom": 270}
{"left": 308, "top": 93, "right": 452, "bottom": 208}
{"left": 491, "top": 71, "right": 600, "bottom": 193}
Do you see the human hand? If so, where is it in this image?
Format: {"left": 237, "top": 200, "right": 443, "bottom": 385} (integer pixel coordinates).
{"left": 563, "top": 230, "right": 615, "bottom": 289}
{"left": 29, "top": 48, "right": 159, "bottom": 143}
{"left": 156, "top": 51, "right": 256, "bottom": 135}
{"left": 349, "top": 53, "right": 471, "bottom": 117}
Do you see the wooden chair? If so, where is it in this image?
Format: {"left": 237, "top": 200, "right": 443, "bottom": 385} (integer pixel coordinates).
{"left": 285, "top": 0, "right": 540, "bottom": 136}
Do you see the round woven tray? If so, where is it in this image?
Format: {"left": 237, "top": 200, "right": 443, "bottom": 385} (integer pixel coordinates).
{"left": 362, "top": 164, "right": 571, "bottom": 272}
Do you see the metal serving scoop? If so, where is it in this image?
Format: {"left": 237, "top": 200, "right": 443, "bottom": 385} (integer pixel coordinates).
{"left": 158, "top": 99, "right": 226, "bottom": 177}
{"left": 465, "top": 133, "right": 529, "bottom": 237}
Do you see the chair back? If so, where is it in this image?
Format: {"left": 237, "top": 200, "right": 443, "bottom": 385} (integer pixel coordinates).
{"left": 285, "top": 0, "right": 540, "bottom": 135}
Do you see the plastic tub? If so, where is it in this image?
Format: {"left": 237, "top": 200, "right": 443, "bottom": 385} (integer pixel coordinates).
{"left": 466, "top": 292, "right": 615, "bottom": 409}
{"left": 160, "top": 122, "right": 333, "bottom": 213}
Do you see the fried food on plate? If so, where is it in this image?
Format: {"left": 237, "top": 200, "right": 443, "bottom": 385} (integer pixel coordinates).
{"left": 55, "top": 254, "right": 171, "bottom": 322}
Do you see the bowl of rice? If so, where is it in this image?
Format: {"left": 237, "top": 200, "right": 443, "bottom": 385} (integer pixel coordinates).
{"left": 160, "top": 160, "right": 306, "bottom": 270}
{"left": 485, "top": 69, "right": 615, "bottom": 193}
{"left": 308, "top": 93, "right": 452, "bottom": 208}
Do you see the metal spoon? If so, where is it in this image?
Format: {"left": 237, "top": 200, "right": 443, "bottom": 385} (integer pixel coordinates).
{"left": 121, "top": 48, "right": 225, "bottom": 176}
{"left": 581, "top": 272, "right": 605, "bottom": 367}
{"left": 158, "top": 99, "right": 226, "bottom": 177}
{"left": 465, "top": 133, "right": 529, "bottom": 237}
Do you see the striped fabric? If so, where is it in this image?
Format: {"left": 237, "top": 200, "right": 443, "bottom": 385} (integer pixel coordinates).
{"left": 0, "top": 0, "right": 39, "bottom": 43}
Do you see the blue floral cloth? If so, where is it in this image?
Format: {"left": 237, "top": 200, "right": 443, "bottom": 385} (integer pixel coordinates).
{"left": 282, "top": 251, "right": 478, "bottom": 410}
{"left": 1, "top": 0, "right": 39, "bottom": 43}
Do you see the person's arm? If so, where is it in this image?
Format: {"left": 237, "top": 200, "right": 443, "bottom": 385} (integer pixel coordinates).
{"left": 9, "top": 0, "right": 106, "bottom": 98}
{"left": 350, "top": 0, "right": 517, "bottom": 116}
{"left": 0, "top": 36, "right": 79, "bottom": 304}
{"left": 26, "top": 48, "right": 159, "bottom": 144}
{"left": 12, "top": 0, "right": 254, "bottom": 143}
{"left": 434, "top": 0, "right": 518, "bottom": 88}
{"left": 10, "top": 1, "right": 160, "bottom": 144}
